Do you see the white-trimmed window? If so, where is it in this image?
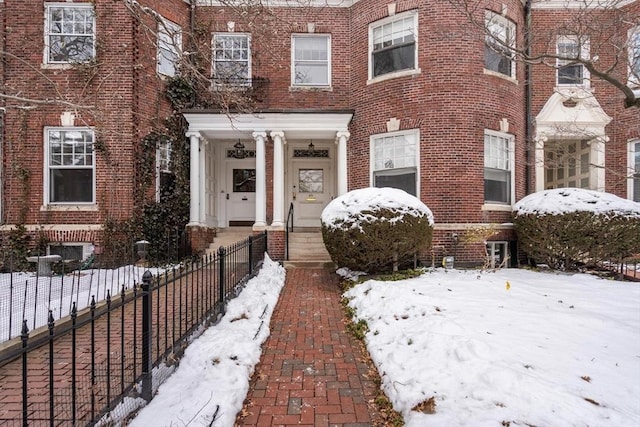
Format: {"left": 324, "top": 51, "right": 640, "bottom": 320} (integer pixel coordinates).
{"left": 292, "top": 34, "right": 331, "bottom": 86}
{"left": 484, "top": 130, "right": 514, "bottom": 204}
{"left": 557, "top": 36, "right": 590, "bottom": 86}
{"left": 44, "top": 3, "right": 95, "bottom": 64}
{"left": 629, "top": 26, "right": 640, "bottom": 87}
{"left": 156, "top": 139, "right": 174, "bottom": 202}
{"left": 157, "top": 18, "right": 182, "bottom": 77}
{"left": 369, "top": 11, "right": 418, "bottom": 80}
{"left": 484, "top": 11, "right": 516, "bottom": 79}
{"left": 212, "top": 33, "right": 251, "bottom": 85}
{"left": 45, "top": 128, "right": 95, "bottom": 204}
{"left": 630, "top": 139, "right": 640, "bottom": 202}
{"left": 371, "top": 130, "right": 419, "bottom": 196}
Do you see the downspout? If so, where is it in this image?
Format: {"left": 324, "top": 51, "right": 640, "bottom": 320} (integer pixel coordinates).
{"left": 524, "top": 0, "right": 533, "bottom": 195}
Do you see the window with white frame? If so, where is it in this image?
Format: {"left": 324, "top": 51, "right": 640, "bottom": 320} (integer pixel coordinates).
{"left": 292, "top": 34, "right": 331, "bottom": 86}
{"left": 629, "top": 26, "right": 640, "bottom": 87}
{"left": 156, "top": 139, "right": 175, "bottom": 202}
{"left": 371, "top": 131, "right": 418, "bottom": 196}
{"left": 630, "top": 140, "right": 640, "bottom": 202}
{"left": 46, "top": 128, "right": 95, "bottom": 204}
{"left": 545, "top": 139, "right": 592, "bottom": 190}
{"left": 557, "top": 36, "right": 590, "bottom": 86}
{"left": 157, "top": 19, "right": 182, "bottom": 77}
{"left": 484, "top": 130, "right": 513, "bottom": 204}
{"left": 369, "top": 11, "right": 417, "bottom": 79}
{"left": 212, "top": 33, "right": 251, "bottom": 85}
{"left": 44, "top": 3, "right": 95, "bottom": 64}
{"left": 484, "top": 11, "right": 516, "bottom": 78}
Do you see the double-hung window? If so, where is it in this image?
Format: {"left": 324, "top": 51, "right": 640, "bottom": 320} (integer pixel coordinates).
{"left": 157, "top": 19, "right": 182, "bottom": 77}
{"left": 557, "top": 36, "right": 590, "bottom": 86}
{"left": 630, "top": 140, "right": 640, "bottom": 202}
{"left": 629, "top": 26, "right": 640, "bottom": 87}
{"left": 371, "top": 131, "right": 419, "bottom": 196}
{"left": 292, "top": 34, "right": 331, "bottom": 86}
{"left": 156, "top": 139, "right": 174, "bottom": 202}
{"left": 46, "top": 128, "right": 95, "bottom": 204}
{"left": 213, "top": 33, "right": 251, "bottom": 86}
{"left": 369, "top": 11, "right": 418, "bottom": 79}
{"left": 484, "top": 11, "right": 516, "bottom": 79}
{"left": 484, "top": 130, "right": 513, "bottom": 204}
{"left": 45, "top": 3, "right": 95, "bottom": 64}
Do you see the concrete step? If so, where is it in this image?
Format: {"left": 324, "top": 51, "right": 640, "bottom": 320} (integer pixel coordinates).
{"left": 287, "top": 231, "right": 332, "bottom": 262}
{"left": 206, "top": 227, "right": 253, "bottom": 255}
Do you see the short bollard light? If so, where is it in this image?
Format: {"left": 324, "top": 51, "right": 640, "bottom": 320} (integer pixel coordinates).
{"left": 136, "top": 240, "right": 150, "bottom": 267}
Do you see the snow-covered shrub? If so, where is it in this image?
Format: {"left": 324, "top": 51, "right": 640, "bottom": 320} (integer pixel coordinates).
{"left": 513, "top": 188, "right": 640, "bottom": 270}
{"left": 321, "top": 187, "right": 434, "bottom": 273}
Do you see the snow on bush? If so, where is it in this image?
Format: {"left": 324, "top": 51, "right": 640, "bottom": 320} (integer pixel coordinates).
{"left": 321, "top": 187, "right": 434, "bottom": 273}
{"left": 513, "top": 188, "right": 640, "bottom": 270}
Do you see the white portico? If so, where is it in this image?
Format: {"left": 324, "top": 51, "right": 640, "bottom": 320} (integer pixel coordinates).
{"left": 183, "top": 111, "right": 353, "bottom": 232}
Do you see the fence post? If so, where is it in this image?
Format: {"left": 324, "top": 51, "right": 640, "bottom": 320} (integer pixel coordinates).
{"left": 141, "top": 270, "right": 153, "bottom": 402}
{"left": 48, "top": 310, "right": 55, "bottom": 427}
{"left": 248, "top": 235, "right": 254, "bottom": 277}
{"left": 21, "top": 320, "right": 29, "bottom": 427}
{"left": 218, "top": 247, "right": 226, "bottom": 315}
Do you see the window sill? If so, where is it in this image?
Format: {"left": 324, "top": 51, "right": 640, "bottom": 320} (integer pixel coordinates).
{"left": 41, "top": 204, "right": 99, "bottom": 212}
{"left": 41, "top": 63, "right": 75, "bottom": 70}
{"left": 483, "top": 68, "right": 518, "bottom": 84}
{"left": 367, "top": 68, "right": 421, "bottom": 85}
{"left": 289, "top": 85, "right": 333, "bottom": 92}
{"left": 481, "top": 203, "right": 513, "bottom": 212}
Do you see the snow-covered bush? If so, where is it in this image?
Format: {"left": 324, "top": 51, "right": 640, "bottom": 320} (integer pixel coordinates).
{"left": 513, "top": 188, "right": 640, "bottom": 270}
{"left": 321, "top": 187, "right": 434, "bottom": 273}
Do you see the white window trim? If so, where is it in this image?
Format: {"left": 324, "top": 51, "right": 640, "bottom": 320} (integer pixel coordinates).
{"left": 484, "top": 11, "right": 516, "bottom": 80}
{"left": 629, "top": 139, "right": 640, "bottom": 201}
{"left": 48, "top": 242, "right": 94, "bottom": 261}
{"left": 556, "top": 35, "right": 591, "bottom": 88}
{"left": 367, "top": 10, "right": 420, "bottom": 84}
{"left": 482, "top": 129, "right": 515, "bottom": 211}
{"left": 369, "top": 129, "right": 420, "bottom": 196}
{"left": 43, "top": 127, "right": 96, "bottom": 207}
{"left": 290, "top": 34, "right": 332, "bottom": 88}
{"left": 212, "top": 32, "right": 252, "bottom": 86}
{"left": 43, "top": 2, "right": 95, "bottom": 65}
{"left": 629, "top": 26, "right": 640, "bottom": 88}
{"left": 157, "top": 18, "right": 182, "bottom": 77}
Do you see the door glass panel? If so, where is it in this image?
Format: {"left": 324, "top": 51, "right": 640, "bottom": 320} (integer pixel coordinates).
{"left": 233, "top": 169, "right": 256, "bottom": 192}
{"left": 299, "top": 169, "right": 323, "bottom": 193}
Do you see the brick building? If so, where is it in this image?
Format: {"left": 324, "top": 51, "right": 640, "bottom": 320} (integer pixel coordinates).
{"left": 0, "top": 0, "right": 638, "bottom": 266}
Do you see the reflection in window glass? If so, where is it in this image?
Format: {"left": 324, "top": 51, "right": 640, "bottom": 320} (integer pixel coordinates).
{"left": 233, "top": 169, "right": 256, "bottom": 192}
{"left": 299, "top": 169, "right": 323, "bottom": 193}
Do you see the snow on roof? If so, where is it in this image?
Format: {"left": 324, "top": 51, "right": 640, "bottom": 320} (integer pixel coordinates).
{"left": 321, "top": 187, "right": 434, "bottom": 229}
{"left": 514, "top": 188, "right": 640, "bottom": 217}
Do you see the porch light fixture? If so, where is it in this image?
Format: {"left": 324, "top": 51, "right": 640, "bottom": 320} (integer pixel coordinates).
{"left": 234, "top": 140, "right": 246, "bottom": 159}
{"left": 307, "top": 140, "right": 315, "bottom": 154}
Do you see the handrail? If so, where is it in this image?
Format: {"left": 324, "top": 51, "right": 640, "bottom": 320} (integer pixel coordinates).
{"left": 285, "top": 202, "right": 294, "bottom": 260}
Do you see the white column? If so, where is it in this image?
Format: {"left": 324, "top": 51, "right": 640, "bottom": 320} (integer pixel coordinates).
{"left": 336, "top": 131, "right": 350, "bottom": 196}
{"left": 199, "top": 139, "right": 207, "bottom": 225}
{"left": 534, "top": 135, "right": 546, "bottom": 193}
{"left": 187, "top": 132, "right": 201, "bottom": 226}
{"left": 270, "top": 131, "right": 285, "bottom": 227}
{"left": 253, "top": 131, "right": 267, "bottom": 228}
{"left": 591, "top": 136, "right": 608, "bottom": 192}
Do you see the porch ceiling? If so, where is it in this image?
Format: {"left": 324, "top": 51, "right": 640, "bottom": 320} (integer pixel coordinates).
{"left": 183, "top": 111, "right": 354, "bottom": 140}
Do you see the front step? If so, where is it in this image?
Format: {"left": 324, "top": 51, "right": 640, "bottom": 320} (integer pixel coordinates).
{"left": 287, "top": 231, "right": 332, "bottom": 263}
{"left": 206, "top": 227, "right": 253, "bottom": 255}
{"left": 283, "top": 260, "right": 336, "bottom": 269}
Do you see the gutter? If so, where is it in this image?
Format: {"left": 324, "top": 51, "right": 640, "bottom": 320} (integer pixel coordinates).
{"left": 524, "top": 0, "right": 533, "bottom": 195}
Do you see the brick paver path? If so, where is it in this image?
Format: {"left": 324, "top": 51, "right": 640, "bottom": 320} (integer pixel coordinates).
{"left": 237, "top": 268, "right": 381, "bottom": 427}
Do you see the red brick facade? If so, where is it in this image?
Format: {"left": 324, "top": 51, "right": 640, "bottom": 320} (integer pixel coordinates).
{"left": 1, "top": 0, "right": 638, "bottom": 266}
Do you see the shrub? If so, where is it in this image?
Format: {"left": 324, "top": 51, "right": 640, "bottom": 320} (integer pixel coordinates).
{"left": 321, "top": 187, "right": 434, "bottom": 273}
{"left": 513, "top": 188, "right": 640, "bottom": 270}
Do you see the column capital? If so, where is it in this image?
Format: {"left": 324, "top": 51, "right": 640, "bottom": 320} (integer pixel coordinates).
{"left": 270, "top": 131, "right": 285, "bottom": 142}
{"left": 335, "top": 131, "right": 350, "bottom": 143}
{"left": 186, "top": 131, "right": 201, "bottom": 139}
{"left": 252, "top": 131, "right": 268, "bottom": 141}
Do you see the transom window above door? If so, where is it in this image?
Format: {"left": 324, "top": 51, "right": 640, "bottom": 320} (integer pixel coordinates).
{"left": 292, "top": 34, "right": 331, "bottom": 87}
{"left": 369, "top": 11, "right": 418, "bottom": 80}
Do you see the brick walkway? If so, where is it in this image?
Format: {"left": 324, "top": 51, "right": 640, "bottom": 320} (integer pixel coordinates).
{"left": 237, "top": 268, "right": 382, "bottom": 427}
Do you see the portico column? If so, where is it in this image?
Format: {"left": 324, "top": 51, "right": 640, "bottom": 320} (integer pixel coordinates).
{"left": 199, "top": 139, "right": 207, "bottom": 225}
{"left": 187, "top": 131, "right": 201, "bottom": 226}
{"left": 253, "top": 131, "right": 267, "bottom": 228}
{"left": 270, "top": 131, "right": 285, "bottom": 227}
{"left": 534, "top": 135, "right": 547, "bottom": 193}
{"left": 336, "top": 131, "right": 350, "bottom": 196}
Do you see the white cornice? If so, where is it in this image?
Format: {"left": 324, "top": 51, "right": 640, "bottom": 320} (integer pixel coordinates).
{"left": 532, "top": 0, "right": 636, "bottom": 9}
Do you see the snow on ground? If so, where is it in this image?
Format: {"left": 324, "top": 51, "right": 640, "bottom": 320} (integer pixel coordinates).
{"left": 344, "top": 268, "right": 640, "bottom": 427}
{"left": 129, "top": 255, "right": 286, "bottom": 427}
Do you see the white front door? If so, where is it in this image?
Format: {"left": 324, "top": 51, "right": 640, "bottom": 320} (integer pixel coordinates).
{"left": 226, "top": 160, "right": 256, "bottom": 225}
{"left": 289, "top": 144, "right": 334, "bottom": 228}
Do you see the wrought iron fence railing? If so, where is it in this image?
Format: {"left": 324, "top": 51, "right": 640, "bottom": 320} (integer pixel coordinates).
{"left": 0, "top": 232, "right": 267, "bottom": 426}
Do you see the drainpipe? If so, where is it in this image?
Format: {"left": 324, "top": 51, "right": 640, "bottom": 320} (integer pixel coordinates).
{"left": 524, "top": 0, "right": 533, "bottom": 195}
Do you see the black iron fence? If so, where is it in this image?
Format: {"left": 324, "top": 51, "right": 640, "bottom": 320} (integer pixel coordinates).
{"left": 0, "top": 232, "right": 267, "bottom": 426}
